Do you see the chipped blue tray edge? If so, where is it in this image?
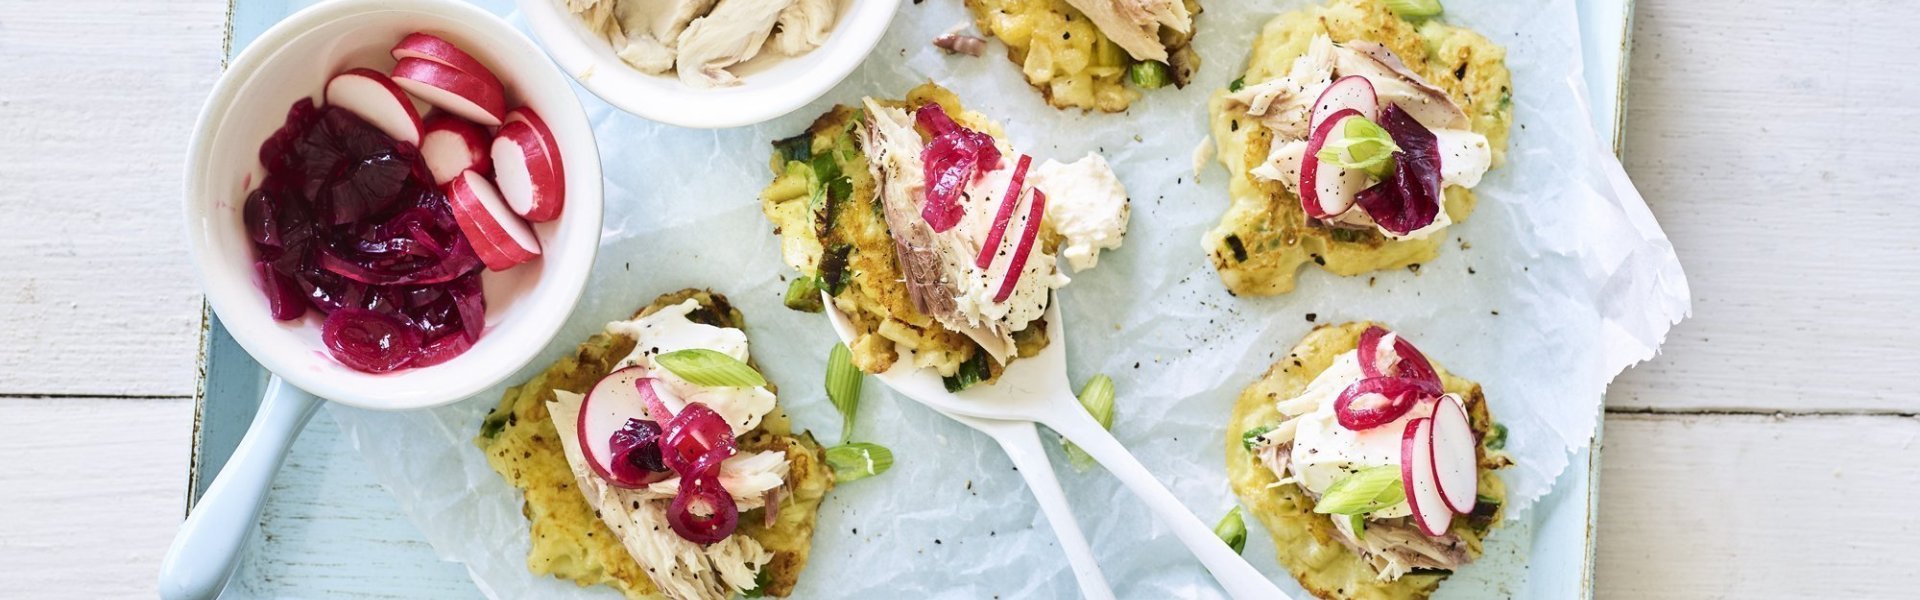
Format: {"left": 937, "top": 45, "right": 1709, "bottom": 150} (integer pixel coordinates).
{"left": 186, "top": 0, "right": 1635, "bottom": 596}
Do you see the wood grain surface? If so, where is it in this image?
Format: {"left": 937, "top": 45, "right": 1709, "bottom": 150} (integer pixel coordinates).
{"left": 1, "top": 0, "right": 1913, "bottom": 597}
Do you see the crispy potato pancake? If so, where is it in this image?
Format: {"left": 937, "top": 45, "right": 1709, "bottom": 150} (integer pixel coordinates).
{"left": 1224, "top": 322, "right": 1510, "bottom": 600}
{"left": 476, "top": 290, "right": 833, "bottom": 599}
{"left": 758, "top": 84, "right": 1049, "bottom": 382}
{"left": 1205, "top": 0, "right": 1512, "bottom": 295}
{"left": 963, "top": 0, "right": 1203, "bottom": 112}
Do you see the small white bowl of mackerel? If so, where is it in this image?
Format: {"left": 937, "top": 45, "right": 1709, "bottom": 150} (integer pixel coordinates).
{"left": 518, "top": 0, "right": 901, "bottom": 128}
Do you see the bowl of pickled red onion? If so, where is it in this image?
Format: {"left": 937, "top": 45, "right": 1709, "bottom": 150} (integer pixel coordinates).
{"left": 184, "top": 0, "right": 601, "bottom": 410}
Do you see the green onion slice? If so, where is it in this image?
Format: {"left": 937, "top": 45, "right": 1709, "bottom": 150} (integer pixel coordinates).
{"left": 826, "top": 343, "right": 862, "bottom": 444}
{"left": 1063, "top": 374, "right": 1117, "bottom": 470}
{"left": 655, "top": 348, "right": 767, "bottom": 388}
{"left": 1129, "top": 61, "right": 1172, "bottom": 89}
{"left": 1313, "top": 464, "right": 1407, "bottom": 515}
{"left": 1214, "top": 506, "right": 1248, "bottom": 554}
{"left": 825, "top": 443, "right": 894, "bottom": 482}
{"left": 1383, "top": 0, "right": 1444, "bottom": 18}
{"left": 1316, "top": 116, "right": 1401, "bottom": 178}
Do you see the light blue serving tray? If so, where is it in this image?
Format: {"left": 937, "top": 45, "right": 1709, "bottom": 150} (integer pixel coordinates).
{"left": 188, "top": 0, "right": 1633, "bottom": 596}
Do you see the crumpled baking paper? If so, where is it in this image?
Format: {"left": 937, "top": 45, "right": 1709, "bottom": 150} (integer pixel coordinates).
{"left": 328, "top": 0, "right": 1689, "bottom": 597}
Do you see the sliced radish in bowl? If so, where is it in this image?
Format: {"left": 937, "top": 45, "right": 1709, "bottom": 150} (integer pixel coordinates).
{"left": 448, "top": 169, "right": 540, "bottom": 270}
{"left": 420, "top": 115, "right": 492, "bottom": 185}
{"left": 324, "top": 68, "right": 423, "bottom": 146}
{"left": 391, "top": 32, "right": 503, "bottom": 90}
{"left": 503, "top": 107, "right": 565, "bottom": 212}
{"left": 392, "top": 57, "right": 506, "bottom": 126}
{"left": 1309, "top": 75, "right": 1379, "bottom": 132}
{"left": 1429, "top": 393, "right": 1479, "bottom": 514}
{"left": 1401, "top": 417, "right": 1453, "bottom": 536}
{"left": 1299, "top": 108, "right": 1370, "bottom": 219}
{"left": 492, "top": 121, "right": 564, "bottom": 222}
{"left": 579, "top": 366, "right": 675, "bottom": 488}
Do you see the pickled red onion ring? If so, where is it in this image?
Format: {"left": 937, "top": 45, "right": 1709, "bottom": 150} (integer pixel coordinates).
{"left": 1357, "top": 326, "right": 1440, "bottom": 385}
{"left": 666, "top": 469, "right": 738, "bottom": 545}
{"left": 1333, "top": 375, "right": 1443, "bottom": 430}
{"left": 662, "top": 402, "right": 735, "bottom": 475}
{"left": 916, "top": 104, "right": 1001, "bottom": 232}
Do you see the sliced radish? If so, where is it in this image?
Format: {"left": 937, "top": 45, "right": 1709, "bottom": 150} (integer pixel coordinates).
{"left": 391, "top": 32, "right": 503, "bottom": 90}
{"left": 1429, "top": 394, "right": 1479, "bottom": 514}
{"left": 448, "top": 170, "right": 539, "bottom": 270}
{"left": 391, "top": 57, "right": 506, "bottom": 126}
{"left": 991, "top": 188, "right": 1047, "bottom": 303}
{"left": 503, "top": 107, "right": 566, "bottom": 213}
{"left": 1299, "top": 108, "right": 1369, "bottom": 219}
{"left": 1401, "top": 417, "right": 1453, "bottom": 536}
{"left": 975, "top": 154, "right": 1032, "bottom": 269}
{"left": 579, "top": 366, "right": 674, "bottom": 488}
{"left": 420, "top": 115, "right": 491, "bottom": 185}
{"left": 1309, "top": 75, "right": 1379, "bottom": 132}
{"left": 324, "top": 68, "right": 423, "bottom": 146}
{"left": 491, "top": 122, "right": 564, "bottom": 222}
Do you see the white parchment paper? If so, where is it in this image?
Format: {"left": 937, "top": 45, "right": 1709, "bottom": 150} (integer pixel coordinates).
{"left": 328, "top": 0, "right": 1689, "bottom": 597}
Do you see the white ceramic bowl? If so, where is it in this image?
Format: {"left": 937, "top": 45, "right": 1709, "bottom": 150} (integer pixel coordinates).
{"left": 518, "top": 0, "right": 901, "bottom": 128}
{"left": 184, "top": 0, "right": 601, "bottom": 410}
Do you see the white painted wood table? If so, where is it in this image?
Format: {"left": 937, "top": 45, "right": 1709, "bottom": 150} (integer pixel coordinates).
{"left": 2, "top": 0, "right": 1914, "bottom": 597}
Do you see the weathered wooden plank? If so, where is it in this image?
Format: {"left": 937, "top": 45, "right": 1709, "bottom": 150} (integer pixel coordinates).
{"left": 1610, "top": 0, "right": 1920, "bottom": 412}
{"left": 0, "top": 0, "right": 226, "bottom": 396}
{"left": 0, "top": 397, "right": 193, "bottom": 597}
{"left": 1597, "top": 413, "right": 1920, "bottom": 598}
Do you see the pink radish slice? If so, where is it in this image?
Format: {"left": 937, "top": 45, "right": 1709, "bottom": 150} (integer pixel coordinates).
{"left": 391, "top": 57, "right": 506, "bottom": 126}
{"left": 491, "top": 122, "right": 564, "bottom": 222}
{"left": 579, "top": 366, "right": 673, "bottom": 489}
{"left": 420, "top": 115, "right": 492, "bottom": 185}
{"left": 1309, "top": 75, "right": 1379, "bottom": 132}
{"left": 1428, "top": 394, "right": 1479, "bottom": 514}
{"left": 503, "top": 107, "right": 566, "bottom": 213}
{"left": 324, "top": 68, "right": 423, "bottom": 146}
{"left": 391, "top": 32, "right": 503, "bottom": 90}
{"left": 1401, "top": 417, "right": 1454, "bottom": 536}
{"left": 448, "top": 170, "right": 539, "bottom": 270}
{"left": 975, "top": 154, "right": 1033, "bottom": 269}
{"left": 1357, "top": 326, "right": 1441, "bottom": 385}
{"left": 1299, "top": 108, "right": 1369, "bottom": 219}
{"left": 991, "top": 188, "right": 1047, "bottom": 303}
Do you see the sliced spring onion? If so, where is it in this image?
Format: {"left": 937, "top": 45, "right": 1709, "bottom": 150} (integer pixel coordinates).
{"left": 784, "top": 277, "right": 823, "bottom": 312}
{"left": 1316, "top": 116, "right": 1402, "bottom": 179}
{"left": 1349, "top": 513, "right": 1367, "bottom": 540}
{"left": 825, "top": 443, "right": 894, "bottom": 482}
{"left": 1214, "top": 506, "right": 1248, "bottom": 554}
{"left": 1383, "top": 0, "right": 1444, "bottom": 18}
{"left": 1313, "top": 464, "right": 1407, "bottom": 515}
{"left": 1129, "top": 60, "right": 1172, "bottom": 89}
{"left": 1241, "top": 424, "right": 1276, "bottom": 451}
{"left": 655, "top": 349, "right": 767, "bottom": 388}
{"left": 942, "top": 352, "right": 990, "bottom": 392}
{"left": 1228, "top": 76, "right": 1247, "bottom": 92}
{"left": 1486, "top": 422, "right": 1508, "bottom": 450}
{"left": 1063, "top": 374, "right": 1117, "bottom": 470}
{"left": 826, "top": 343, "right": 862, "bottom": 444}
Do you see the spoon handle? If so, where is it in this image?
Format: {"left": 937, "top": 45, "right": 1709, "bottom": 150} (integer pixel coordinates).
{"left": 966, "top": 417, "right": 1115, "bottom": 600}
{"left": 158, "top": 376, "right": 320, "bottom": 600}
{"left": 1044, "top": 404, "right": 1288, "bottom": 600}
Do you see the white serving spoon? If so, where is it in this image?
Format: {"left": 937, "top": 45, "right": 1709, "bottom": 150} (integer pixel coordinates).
{"left": 823, "top": 292, "right": 1113, "bottom": 599}
{"left": 824, "top": 292, "right": 1286, "bottom": 599}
